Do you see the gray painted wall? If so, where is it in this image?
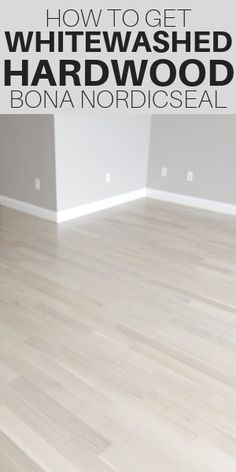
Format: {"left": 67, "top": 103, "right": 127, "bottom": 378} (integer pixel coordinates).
{"left": 55, "top": 114, "right": 151, "bottom": 211}
{"left": 1, "top": 114, "right": 236, "bottom": 214}
{"left": 147, "top": 115, "right": 236, "bottom": 205}
{"left": 0, "top": 115, "right": 57, "bottom": 211}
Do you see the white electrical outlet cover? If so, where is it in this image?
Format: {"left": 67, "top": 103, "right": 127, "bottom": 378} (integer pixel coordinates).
{"left": 187, "top": 171, "right": 194, "bottom": 182}
{"left": 161, "top": 167, "right": 168, "bottom": 178}
{"left": 35, "top": 178, "right": 41, "bottom": 191}
{"left": 106, "top": 173, "right": 111, "bottom": 184}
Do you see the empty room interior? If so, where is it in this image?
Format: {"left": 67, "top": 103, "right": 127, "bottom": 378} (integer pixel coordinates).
{"left": 1, "top": 113, "right": 236, "bottom": 472}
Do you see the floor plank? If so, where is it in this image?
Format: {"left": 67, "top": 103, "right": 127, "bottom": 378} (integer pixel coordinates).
{"left": 0, "top": 199, "right": 236, "bottom": 471}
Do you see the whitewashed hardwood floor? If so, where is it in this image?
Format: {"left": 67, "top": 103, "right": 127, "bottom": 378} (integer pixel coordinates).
{"left": 0, "top": 198, "right": 236, "bottom": 472}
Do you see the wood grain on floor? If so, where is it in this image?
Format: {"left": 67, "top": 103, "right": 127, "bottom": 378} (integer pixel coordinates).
{"left": 0, "top": 198, "right": 236, "bottom": 472}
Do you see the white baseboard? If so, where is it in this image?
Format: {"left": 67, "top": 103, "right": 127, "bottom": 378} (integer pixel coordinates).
{"left": 146, "top": 189, "right": 236, "bottom": 216}
{"left": 1, "top": 188, "right": 236, "bottom": 224}
{"left": 56, "top": 189, "right": 147, "bottom": 223}
{"left": 0, "top": 195, "right": 57, "bottom": 222}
